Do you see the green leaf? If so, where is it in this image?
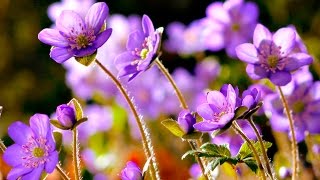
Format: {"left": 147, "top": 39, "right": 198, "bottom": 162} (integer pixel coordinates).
{"left": 182, "top": 132, "right": 203, "bottom": 140}
{"left": 50, "top": 120, "right": 70, "bottom": 130}
{"left": 200, "top": 143, "right": 231, "bottom": 157}
{"left": 75, "top": 51, "right": 97, "bottom": 66}
{"left": 161, "top": 119, "right": 185, "bottom": 137}
{"left": 53, "top": 132, "right": 63, "bottom": 152}
{"left": 205, "top": 157, "right": 238, "bottom": 174}
{"left": 242, "top": 102, "right": 263, "bottom": 119}
{"left": 142, "top": 156, "right": 152, "bottom": 178}
{"left": 68, "top": 98, "right": 83, "bottom": 120}
{"left": 181, "top": 150, "right": 198, "bottom": 160}
{"left": 243, "top": 158, "right": 258, "bottom": 173}
{"left": 233, "top": 106, "right": 248, "bottom": 119}
{"left": 72, "top": 117, "right": 88, "bottom": 129}
{"left": 237, "top": 140, "right": 272, "bottom": 160}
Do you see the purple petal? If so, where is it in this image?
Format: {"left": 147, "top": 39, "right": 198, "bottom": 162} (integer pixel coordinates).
{"left": 38, "top": 28, "right": 68, "bottom": 47}
{"left": 73, "top": 47, "right": 96, "bottom": 57}
{"left": 85, "top": 2, "right": 109, "bottom": 33}
{"left": 21, "top": 165, "right": 44, "bottom": 180}
{"left": 242, "top": 95, "right": 254, "bottom": 108}
{"left": 114, "top": 52, "right": 136, "bottom": 69}
{"left": 207, "top": 91, "right": 227, "bottom": 109}
{"left": 273, "top": 27, "right": 296, "bottom": 56}
{"left": 270, "top": 71, "right": 292, "bottom": 86}
{"left": 206, "top": 2, "right": 230, "bottom": 24}
{"left": 93, "top": 28, "right": 112, "bottom": 49}
{"left": 8, "top": 121, "right": 32, "bottom": 145}
{"left": 3, "top": 144, "right": 24, "bottom": 166}
{"left": 56, "top": 10, "right": 86, "bottom": 35}
{"left": 7, "top": 165, "right": 32, "bottom": 180}
{"left": 142, "top": 15, "right": 155, "bottom": 36}
{"left": 285, "top": 53, "right": 313, "bottom": 71}
{"left": 219, "top": 112, "right": 235, "bottom": 125}
{"left": 226, "top": 84, "right": 236, "bottom": 108}
{"left": 193, "top": 121, "right": 222, "bottom": 132}
{"left": 50, "top": 47, "right": 73, "bottom": 63}
{"left": 246, "top": 64, "right": 268, "bottom": 79}
{"left": 236, "top": 43, "right": 259, "bottom": 64}
{"left": 29, "top": 114, "right": 50, "bottom": 138}
{"left": 253, "top": 24, "right": 272, "bottom": 47}
{"left": 241, "top": 2, "right": 259, "bottom": 24}
{"left": 45, "top": 151, "right": 59, "bottom": 173}
{"left": 269, "top": 114, "right": 289, "bottom": 132}
{"left": 197, "top": 103, "right": 214, "bottom": 120}
{"left": 118, "top": 64, "right": 138, "bottom": 77}
{"left": 126, "top": 30, "right": 144, "bottom": 51}
{"left": 308, "top": 82, "right": 320, "bottom": 100}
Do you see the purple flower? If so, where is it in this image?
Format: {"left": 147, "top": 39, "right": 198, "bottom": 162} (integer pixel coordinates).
{"left": 38, "top": 2, "right": 112, "bottom": 63}
{"left": 3, "top": 114, "right": 58, "bottom": 180}
{"left": 204, "top": 0, "right": 259, "bottom": 57}
{"left": 264, "top": 68, "right": 320, "bottom": 142}
{"left": 241, "top": 87, "right": 261, "bottom": 109}
{"left": 235, "top": 24, "right": 312, "bottom": 86}
{"left": 56, "top": 104, "right": 76, "bottom": 128}
{"left": 120, "top": 161, "right": 142, "bottom": 180}
{"left": 115, "top": 15, "right": 161, "bottom": 81}
{"left": 178, "top": 110, "right": 196, "bottom": 134}
{"left": 194, "top": 84, "right": 239, "bottom": 132}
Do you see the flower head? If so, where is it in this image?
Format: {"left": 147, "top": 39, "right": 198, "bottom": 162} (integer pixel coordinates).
{"left": 236, "top": 24, "right": 312, "bottom": 86}
{"left": 120, "top": 161, "right": 142, "bottom": 180}
{"left": 56, "top": 104, "right": 76, "bottom": 128}
{"left": 3, "top": 114, "right": 58, "bottom": 180}
{"left": 115, "top": 14, "right": 161, "bottom": 81}
{"left": 38, "top": 2, "right": 112, "bottom": 64}
{"left": 178, "top": 110, "right": 196, "bottom": 134}
{"left": 194, "top": 84, "right": 239, "bottom": 132}
{"left": 241, "top": 87, "right": 261, "bottom": 109}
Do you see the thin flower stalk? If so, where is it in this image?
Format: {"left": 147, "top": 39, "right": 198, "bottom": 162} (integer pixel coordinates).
{"left": 248, "top": 117, "right": 274, "bottom": 180}
{"left": 0, "top": 139, "right": 6, "bottom": 153}
{"left": 189, "top": 141, "right": 209, "bottom": 180}
{"left": 232, "top": 121, "right": 266, "bottom": 180}
{"left": 277, "top": 86, "right": 299, "bottom": 180}
{"left": 72, "top": 129, "right": 81, "bottom": 180}
{"left": 56, "top": 164, "right": 71, "bottom": 180}
{"left": 95, "top": 59, "right": 159, "bottom": 180}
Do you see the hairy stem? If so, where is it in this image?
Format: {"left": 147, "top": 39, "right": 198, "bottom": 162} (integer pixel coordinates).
{"left": 0, "top": 139, "right": 6, "bottom": 153}
{"left": 155, "top": 59, "right": 188, "bottom": 109}
{"left": 56, "top": 164, "right": 70, "bottom": 180}
{"left": 277, "top": 86, "right": 299, "bottom": 180}
{"left": 232, "top": 122, "right": 266, "bottom": 180}
{"left": 95, "top": 60, "right": 159, "bottom": 180}
{"left": 72, "top": 129, "right": 81, "bottom": 180}
{"left": 248, "top": 117, "right": 274, "bottom": 180}
{"left": 189, "top": 141, "right": 209, "bottom": 180}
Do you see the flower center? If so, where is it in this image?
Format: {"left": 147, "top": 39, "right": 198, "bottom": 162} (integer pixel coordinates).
{"left": 292, "top": 101, "right": 305, "bottom": 114}
{"left": 231, "top": 23, "right": 240, "bottom": 31}
{"left": 258, "top": 41, "right": 287, "bottom": 73}
{"left": 76, "top": 34, "right": 90, "bottom": 49}
{"left": 130, "top": 36, "right": 154, "bottom": 68}
{"left": 66, "top": 26, "right": 96, "bottom": 50}
{"left": 140, "top": 48, "right": 149, "bottom": 60}
{"left": 32, "top": 147, "right": 45, "bottom": 158}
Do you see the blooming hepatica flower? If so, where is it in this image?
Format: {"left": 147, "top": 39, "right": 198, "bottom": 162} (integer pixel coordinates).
{"left": 38, "top": 2, "right": 112, "bottom": 64}
{"left": 120, "top": 161, "right": 142, "bottom": 180}
{"left": 56, "top": 104, "right": 76, "bottom": 129}
{"left": 236, "top": 24, "right": 312, "bottom": 86}
{"left": 115, "top": 15, "right": 161, "bottom": 81}
{"left": 194, "top": 84, "right": 239, "bottom": 132}
{"left": 3, "top": 114, "right": 58, "bottom": 180}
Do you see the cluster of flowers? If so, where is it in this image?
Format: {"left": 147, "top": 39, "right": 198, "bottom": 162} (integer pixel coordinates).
{"left": 1, "top": 0, "right": 319, "bottom": 179}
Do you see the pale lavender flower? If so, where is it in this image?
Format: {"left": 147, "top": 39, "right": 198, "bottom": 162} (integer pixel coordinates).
{"left": 56, "top": 104, "right": 76, "bottom": 128}
{"left": 264, "top": 68, "right": 320, "bottom": 142}
{"left": 194, "top": 57, "right": 221, "bottom": 88}
{"left": 241, "top": 87, "right": 261, "bottom": 109}
{"left": 47, "top": 0, "right": 95, "bottom": 23}
{"left": 204, "top": 0, "right": 259, "bottom": 57}
{"left": 38, "top": 2, "right": 112, "bottom": 63}
{"left": 236, "top": 24, "right": 312, "bottom": 86}
{"left": 120, "top": 161, "right": 142, "bottom": 180}
{"left": 3, "top": 114, "right": 58, "bottom": 180}
{"left": 194, "top": 84, "right": 239, "bottom": 132}
{"left": 115, "top": 15, "right": 161, "bottom": 81}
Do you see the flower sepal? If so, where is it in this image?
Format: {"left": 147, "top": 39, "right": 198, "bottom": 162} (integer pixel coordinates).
{"left": 161, "top": 119, "right": 186, "bottom": 138}
{"left": 182, "top": 132, "right": 203, "bottom": 140}
{"left": 238, "top": 102, "right": 263, "bottom": 120}
{"left": 75, "top": 51, "right": 97, "bottom": 66}
{"left": 53, "top": 132, "right": 62, "bottom": 152}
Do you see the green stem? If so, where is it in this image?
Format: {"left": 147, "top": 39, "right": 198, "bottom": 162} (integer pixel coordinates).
{"left": 277, "top": 86, "right": 299, "bottom": 180}
{"left": 155, "top": 59, "right": 188, "bottom": 109}
{"left": 72, "top": 129, "right": 81, "bottom": 180}
{"left": 55, "top": 164, "right": 70, "bottom": 180}
{"left": 248, "top": 117, "right": 274, "bottom": 180}
{"left": 232, "top": 122, "right": 266, "bottom": 180}
{"left": 0, "top": 139, "right": 6, "bottom": 153}
{"left": 189, "top": 141, "right": 209, "bottom": 180}
{"left": 95, "top": 60, "right": 159, "bottom": 180}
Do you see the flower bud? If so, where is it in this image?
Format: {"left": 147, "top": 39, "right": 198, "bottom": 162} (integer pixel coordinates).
{"left": 120, "top": 161, "right": 142, "bottom": 180}
{"left": 56, "top": 104, "right": 76, "bottom": 128}
{"left": 178, "top": 110, "right": 196, "bottom": 134}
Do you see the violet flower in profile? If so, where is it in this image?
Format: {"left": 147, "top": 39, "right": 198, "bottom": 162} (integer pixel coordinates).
{"left": 3, "top": 114, "right": 58, "bottom": 180}
{"left": 236, "top": 24, "right": 313, "bottom": 86}
{"left": 38, "top": 2, "right": 112, "bottom": 64}
{"left": 115, "top": 15, "right": 161, "bottom": 81}
{"left": 204, "top": 0, "right": 259, "bottom": 57}
{"left": 178, "top": 110, "right": 196, "bottom": 134}
{"left": 241, "top": 87, "right": 261, "bottom": 109}
{"left": 194, "top": 84, "right": 239, "bottom": 132}
{"left": 56, "top": 104, "right": 76, "bottom": 129}
{"left": 120, "top": 161, "right": 142, "bottom": 180}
